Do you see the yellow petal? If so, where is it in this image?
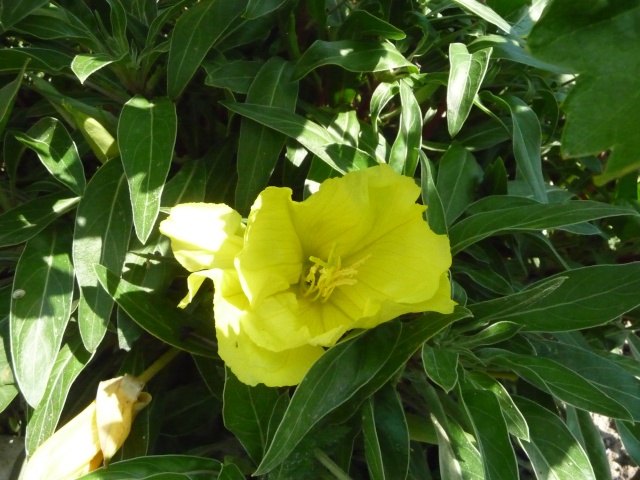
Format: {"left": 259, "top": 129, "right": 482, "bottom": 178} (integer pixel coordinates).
{"left": 159, "top": 203, "right": 244, "bottom": 272}
{"left": 235, "top": 188, "right": 303, "bottom": 306}
{"left": 95, "top": 374, "right": 151, "bottom": 465}
{"left": 23, "top": 402, "right": 102, "bottom": 480}
{"left": 211, "top": 268, "right": 324, "bottom": 386}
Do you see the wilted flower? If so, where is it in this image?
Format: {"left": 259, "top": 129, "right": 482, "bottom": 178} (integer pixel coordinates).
{"left": 161, "top": 164, "right": 455, "bottom": 386}
{"left": 23, "top": 374, "right": 151, "bottom": 480}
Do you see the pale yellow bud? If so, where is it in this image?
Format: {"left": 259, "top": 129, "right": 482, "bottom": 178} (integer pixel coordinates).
{"left": 23, "top": 374, "right": 151, "bottom": 480}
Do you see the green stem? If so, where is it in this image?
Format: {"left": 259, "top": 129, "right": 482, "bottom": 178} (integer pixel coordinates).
{"left": 137, "top": 348, "right": 181, "bottom": 385}
{"left": 314, "top": 449, "right": 353, "bottom": 480}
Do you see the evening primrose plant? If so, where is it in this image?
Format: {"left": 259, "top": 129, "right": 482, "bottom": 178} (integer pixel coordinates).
{"left": 160, "top": 165, "right": 454, "bottom": 386}
{"left": 1, "top": 1, "right": 640, "bottom": 480}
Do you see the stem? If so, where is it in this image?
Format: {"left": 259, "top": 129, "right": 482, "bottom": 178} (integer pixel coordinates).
{"left": 314, "top": 449, "right": 353, "bottom": 480}
{"left": 137, "top": 348, "right": 181, "bottom": 384}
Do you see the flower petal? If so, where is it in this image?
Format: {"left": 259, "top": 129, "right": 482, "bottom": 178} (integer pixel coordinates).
{"left": 23, "top": 402, "right": 102, "bottom": 480}
{"left": 235, "top": 188, "right": 303, "bottom": 306}
{"left": 211, "top": 269, "right": 323, "bottom": 386}
{"left": 159, "top": 203, "right": 244, "bottom": 272}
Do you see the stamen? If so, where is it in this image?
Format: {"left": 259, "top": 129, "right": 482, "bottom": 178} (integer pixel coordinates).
{"left": 300, "top": 244, "right": 370, "bottom": 302}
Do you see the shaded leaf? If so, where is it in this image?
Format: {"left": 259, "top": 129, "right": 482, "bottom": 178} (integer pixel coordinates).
{"left": 449, "top": 200, "right": 638, "bottom": 254}
{"left": 420, "top": 153, "right": 447, "bottom": 235}
{"left": 79, "top": 455, "right": 222, "bottom": 479}
{"left": 15, "top": 117, "right": 86, "bottom": 195}
{"left": 73, "top": 159, "right": 132, "bottom": 351}
{"left": 0, "top": 61, "right": 27, "bottom": 136}
{"left": 167, "top": 0, "right": 246, "bottom": 98}
{"left": 94, "top": 265, "right": 218, "bottom": 358}
{"left": 514, "top": 396, "right": 596, "bottom": 480}
{"left": 0, "top": 0, "right": 49, "bottom": 31}
{"left": 235, "top": 57, "right": 297, "bottom": 215}
{"left": 389, "top": 79, "right": 422, "bottom": 176}
{"left": 422, "top": 345, "right": 458, "bottom": 392}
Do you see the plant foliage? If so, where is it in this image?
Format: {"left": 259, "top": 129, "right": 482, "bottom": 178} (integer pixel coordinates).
{"left": 1, "top": 0, "right": 640, "bottom": 478}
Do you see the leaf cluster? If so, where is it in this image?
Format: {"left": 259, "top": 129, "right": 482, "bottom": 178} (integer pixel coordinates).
{"left": 1, "top": 0, "right": 640, "bottom": 479}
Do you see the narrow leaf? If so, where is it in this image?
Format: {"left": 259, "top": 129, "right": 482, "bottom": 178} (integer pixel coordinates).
{"left": 293, "top": 40, "right": 417, "bottom": 80}
{"left": 0, "top": 0, "right": 49, "bottom": 31}
{"left": 436, "top": 143, "right": 482, "bottom": 226}
{"left": 118, "top": 95, "right": 177, "bottom": 243}
{"left": 25, "top": 333, "right": 92, "bottom": 455}
{"left": 167, "top": 0, "right": 246, "bottom": 98}
{"left": 447, "top": 44, "right": 491, "bottom": 137}
{"left": 479, "top": 263, "right": 640, "bottom": 331}
{"left": 223, "top": 368, "right": 283, "bottom": 464}
{"left": 514, "top": 397, "right": 597, "bottom": 480}
{"left": 0, "top": 191, "right": 79, "bottom": 248}
{"left": 235, "top": 58, "right": 297, "bottom": 215}
{"left": 389, "top": 79, "right": 422, "bottom": 176}
{"left": 420, "top": 153, "right": 447, "bottom": 235}
{"left": 73, "top": 159, "right": 132, "bottom": 351}
{"left": 15, "top": 117, "right": 86, "bottom": 195}
{"left": 449, "top": 200, "right": 638, "bottom": 254}
{"left": 94, "top": 265, "right": 218, "bottom": 358}
{"left": 422, "top": 345, "right": 459, "bottom": 392}
{"left": 10, "top": 224, "right": 74, "bottom": 407}
{"left": 461, "top": 389, "right": 518, "bottom": 480}
{"left": 451, "top": 0, "right": 511, "bottom": 33}
{"left": 0, "top": 61, "right": 27, "bottom": 135}
{"left": 78, "top": 455, "right": 222, "bottom": 479}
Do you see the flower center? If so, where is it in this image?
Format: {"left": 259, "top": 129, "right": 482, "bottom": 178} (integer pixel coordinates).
{"left": 300, "top": 244, "right": 369, "bottom": 302}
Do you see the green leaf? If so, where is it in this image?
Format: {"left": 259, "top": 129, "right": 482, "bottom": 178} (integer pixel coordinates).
{"left": 616, "top": 420, "right": 640, "bottom": 467}
{"left": 533, "top": 339, "right": 640, "bottom": 422}
{"left": 436, "top": 143, "right": 482, "bottom": 226}
{"left": 25, "top": 332, "right": 92, "bottom": 455}
{"left": 257, "top": 310, "right": 464, "bottom": 474}
{"left": 223, "top": 368, "right": 283, "bottom": 464}
{"left": 528, "top": 2, "right": 640, "bottom": 184}
{"left": 79, "top": 455, "right": 222, "bottom": 479}
{"left": 451, "top": 0, "right": 511, "bottom": 33}
{"left": 0, "top": 303, "right": 18, "bottom": 413}
{"left": 480, "top": 263, "right": 640, "bottom": 331}
{"left": 422, "top": 345, "right": 458, "bottom": 392}
{"left": 235, "top": 57, "right": 297, "bottom": 215}
{"left": 0, "top": 0, "right": 49, "bottom": 31}
{"left": 243, "top": 0, "right": 287, "bottom": 19}
{"left": 203, "top": 59, "right": 263, "bottom": 94}
{"left": 73, "top": 159, "right": 132, "bottom": 351}
{"left": 362, "top": 383, "right": 410, "bottom": 480}
{"left": 514, "top": 397, "right": 597, "bottom": 480}
{"left": 0, "top": 47, "right": 72, "bottom": 74}
{"left": 566, "top": 407, "right": 610, "bottom": 480}
{"left": 338, "top": 10, "right": 406, "bottom": 40}
{"left": 447, "top": 44, "right": 491, "bottom": 137}
{"left": 71, "top": 53, "right": 120, "bottom": 84}
{"left": 481, "top": 92, "right": 547, "bottom": 202}
{"left": 167, "top": 0, "right": 246, "bottom": 98}
{"left": 223, "top": 102, "right": 376, "bottom": 174}
{"left": 467, "top": 276, "right": 565, "bottom": 324}
{"left": 10, "top": 224, "right": 74, "bottom": 408}
{"left": 10, "top": 5, "right": 96, "bottom": 41}
{"left": 118, "top": 95, "right": 177, "bottom": 243}
{"left": 389, "top": 79, "right": 422, "bottom": 176}
{"left": 460, "top": 389, "right": 518, "bottom": 480}
{"left": 0, "top": 190, "right": 79, "bottom": 248}
{"left": 485, "top": 350, "right": 633, "bottom": 420}
{"left": 14, "top": 117, "right": 86, "bottom": 195}
{"left": 420, "top": 153, "right": 447, "bottom": 235}
{"left": 293, "top": 40, "right": 417, "bottom": 80}
{"left": 0, "top": 61, "right": 26, "bottom": 136}
{"left": 465, "top": 371, "right": 529, "bottom": 441}
{"left": 455, "top": 321, "right": 522, "bottom": 349}
{"left": 449, "top": 200, "right": 638, "bottom": 254}
{"left": 93, "top": 265, "right": 218, "bottom": 358}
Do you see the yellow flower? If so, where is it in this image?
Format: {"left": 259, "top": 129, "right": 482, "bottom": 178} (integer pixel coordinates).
{"left": 23, "top": 374, "right": 151, "bottom": 480}
{"left": 160, "top": 164, "right": 455, "bottom": 387}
